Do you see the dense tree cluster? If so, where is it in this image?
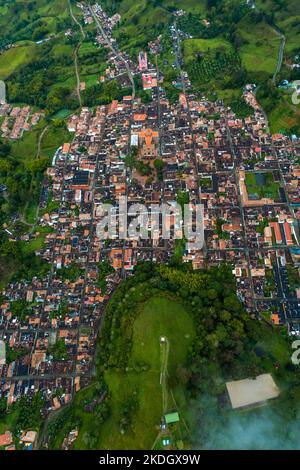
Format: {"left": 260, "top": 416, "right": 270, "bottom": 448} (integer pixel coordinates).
{"left": 0, "top": 238, "right": 51, "bottom": 283}
{"left": 56, "top": 262, "right": 84, "bottom": 282}
{"left": 48, "top": 339, "right": 67, "bottom": 361}
{"left": 13, "top": 393, "right": 44, "bottom": 431}
{"left": 97, "top": 260, "right": 114, "bottom": 294}
{"left": 230, "top": 95, "right": 254, "bottom": 118}
{"left": 0, "top": 138, "right": 50, "bottom": 221}
{"left": 82, "top": 81, "right": 132, "bottom": 107}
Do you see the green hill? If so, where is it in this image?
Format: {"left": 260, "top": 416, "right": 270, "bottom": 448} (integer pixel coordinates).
{"left": 41, "top": 263, "right": 300, "bottom": 450}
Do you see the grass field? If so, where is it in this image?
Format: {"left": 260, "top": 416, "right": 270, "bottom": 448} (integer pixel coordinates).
{"left": 256, "top": 0, "right": 300, "bottom": 54}
{"left": 0, "top": 43, "right": 38, "bottom": 79}
{"left": 71, "top": 296, "right": 195, "bottom": 450}
{"left": 39, "top": 124, "right": 73, "bottom": 159}
{"left": 20, "top": 226, "right": 54, "bottom": 255}
{"left": 267, "top": 96, "right": 300, "bottom": 135}
{"left": 183, "top": 37, "right": 233, "bottom": 63}
{"left": 2, "top": 118, "right": 72, "bottom": 229}
{"left": 9, "top": 120, "right": 72, "bottom": 162}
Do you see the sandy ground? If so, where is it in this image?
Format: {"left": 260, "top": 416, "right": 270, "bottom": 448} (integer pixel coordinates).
{"left": 226, "top": 373, "right": 280, "bottom": 409}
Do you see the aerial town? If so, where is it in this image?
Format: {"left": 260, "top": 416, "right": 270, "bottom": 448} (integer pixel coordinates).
{"left": 0, "top": 2, "right": 300, "bottom": 450}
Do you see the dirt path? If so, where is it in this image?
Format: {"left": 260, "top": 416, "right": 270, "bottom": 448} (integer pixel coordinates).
{"left": 68, "top": 0, "right": 86, "bottom": 39}
{"left": 160, "top": 337, "right": 170, "bottom": 414}
{"left": 68, "top": 0, "right": 85, "bottom": 108}
{"left": 74, "top": 43, "right": 82, "bottom": 108}
{"left": 151, "top": 338, "right": 170, "bottom": 450}
{"left": 36, "top": 125, "right": 48, "bottom": 159}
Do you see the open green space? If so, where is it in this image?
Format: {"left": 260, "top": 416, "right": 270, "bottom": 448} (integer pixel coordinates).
{"left": 256, "top": 0, "right": 300, "bottom": 54}
{"left": 182, "top": 35, "right": 242, "bottom": 95}
{"left": 245, "top": 172, "right": 281, "bottom": 200}
{"left": 286, "top": 265, "right": 300, "bottom": 293}
{"left": 265, "top": 94, "right": 300, "bottom": 135}
{"left": 0, "top": 116, "right": 71, "bottom": 287}
{"left": 21, "top": 226, "right": 54, "bottom": 255}
{"left": 0, "top": 393, "right": 44, "bottom": 448}
{"left": 236, "top": 18, "right": 281, "bottom": 79}
{"left": 183, "top": 37, "right": 232, "bottom": 59}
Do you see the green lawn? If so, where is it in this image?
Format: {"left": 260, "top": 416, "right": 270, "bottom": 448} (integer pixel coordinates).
{"left": 21, "top": 226, "right": 54, "bottom": 255}
{"left": 9, "top": 120, "right": 45, "bottom": 161}
{"left": 9, "top": 119, "right": 72, "bottom": 161}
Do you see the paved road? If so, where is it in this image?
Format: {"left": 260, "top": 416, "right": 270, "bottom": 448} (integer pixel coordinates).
{"left": 88, "top": 4, "right": 136, "bottom": 99}
{"left": 2, "top": 371, "right": 91, "bottom": 382}
{"left": 87, "top": 3, "right": 137, "bottom": 276}
{"left": 272, "top": 27, "right": 286, "bottom": 84}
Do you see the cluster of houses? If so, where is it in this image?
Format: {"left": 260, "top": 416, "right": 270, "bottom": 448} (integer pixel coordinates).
{"left": 0, "top": 103, "right": 43, "bottom": 140}
{"left": 1, "top": 81, "right": 299, "bottom": 413}
{"left": 99, "top": 49, "right": 137, "bottom": 87}
{"left": 79, "top": 2, "right": 121, "bottom": 30}
{"left": 0, "top": 429, "right": 37, "bottom": 450}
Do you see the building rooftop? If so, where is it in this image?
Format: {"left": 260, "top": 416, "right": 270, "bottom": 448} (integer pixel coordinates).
{"left": 226, "top": 374, "right": 280, "bottom": 409}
